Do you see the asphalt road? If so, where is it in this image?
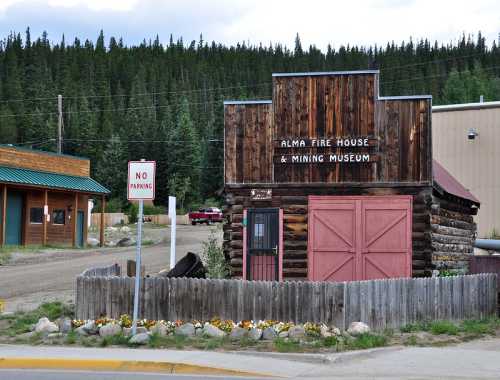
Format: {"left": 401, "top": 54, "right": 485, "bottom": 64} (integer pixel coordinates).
{"left": 0, "top": 225, "right": 214, "bottom": 312}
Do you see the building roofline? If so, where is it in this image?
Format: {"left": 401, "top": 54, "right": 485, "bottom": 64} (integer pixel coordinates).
{"left": 432, "top": 100, "right": 500, "bottom": 113}
{"left": 272, "top": 70, "right": 379, "bottom": 77}
{"left": 223, "top": 100, "right": 272, "bottom": 105}
{"left": 379, "top": 95, "right": 432, "bottom": 100}
{"left": 0, "top": 144, "right": 89, "bottom": 161}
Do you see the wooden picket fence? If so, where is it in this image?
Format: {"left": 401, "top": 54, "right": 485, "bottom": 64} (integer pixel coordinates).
{"left": 75, "top": 267, "right": 497, "bottom": 330}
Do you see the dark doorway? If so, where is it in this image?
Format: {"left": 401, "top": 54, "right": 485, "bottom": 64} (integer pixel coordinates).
{"left": 246, "top": 208, "right": 279, "bottom": 281}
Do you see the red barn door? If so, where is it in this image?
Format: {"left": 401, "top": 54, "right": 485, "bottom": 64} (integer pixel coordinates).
{"left": 308, "top": 196, "right": 412, "bottom": 282}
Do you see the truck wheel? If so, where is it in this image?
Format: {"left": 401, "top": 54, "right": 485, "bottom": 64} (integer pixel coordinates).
{"left": 191, "top": 221, "right": 196, "bottom": 226}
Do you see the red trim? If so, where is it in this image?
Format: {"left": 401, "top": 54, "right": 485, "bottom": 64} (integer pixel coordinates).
{"left": 127, "top": 161, "right": 156, "bottom": 200}
{"left": 242, "top": 209, "right": 247, "bottom": 280}
{"left": 279, "top": 208, "right": 283, "bottom": 282}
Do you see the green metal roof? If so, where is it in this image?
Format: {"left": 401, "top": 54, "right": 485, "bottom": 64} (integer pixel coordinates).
{"left": 0, "top": 165, "right": 110, "bottom": 194}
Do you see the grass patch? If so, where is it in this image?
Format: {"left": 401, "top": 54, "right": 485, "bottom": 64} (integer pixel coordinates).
{"left": 0, "top": 302, "right": 74, "bottom": 336}
{"left": 0, "top": 251, "right": 12, "bottom": 265}
{"left": 65, "top": 330, "right": 77, "bottom": 345}
{"left": 405, "top": 335, "right": 418, "bottom": 346}
{"left": 100, "top": 333, "right": 129, "bottom": 347}
{"left": 461, "top": 319, "right": 499, "bottom": 336}
{"left": 274, "top": 338, "right": 302, "bottom": 353}
{"left": 429, "top": 321, "right": 459, "bottom": 335}
{"left": 322, "top": 336, "right": 338, "bottom": 347}
{"left": 400, "top": 321, "right": 431, "bottom": 333}
{"left": 346, "top": 333, "right": 388, "bottom": 350}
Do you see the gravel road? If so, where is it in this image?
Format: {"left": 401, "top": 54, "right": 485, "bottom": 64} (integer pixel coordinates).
{"left": 0, "top": 225, "right": 215, "bottom": 312}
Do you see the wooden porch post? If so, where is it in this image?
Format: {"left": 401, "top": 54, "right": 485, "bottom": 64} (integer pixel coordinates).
{"left": 42, "top": 189, "right": 48, "bottom": 246}
{"left": 1, "top": 185, "right": 6, "bottom": 246}
{"left": 72, "top": 193, "right": 78, "bottom": 247}
{"left": 99, "top": 195, "right": 105, "bottom": 247}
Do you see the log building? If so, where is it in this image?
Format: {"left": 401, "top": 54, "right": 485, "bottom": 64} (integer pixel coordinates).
{"left": 0, "top": 145, "right": 109, "bottom": 247}
{"left": 223, "top": 71, "right": 479, "bottom": 282}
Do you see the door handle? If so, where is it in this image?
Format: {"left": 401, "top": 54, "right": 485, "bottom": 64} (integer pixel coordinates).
{"left": 273, "top": 245, "right": 278, "bottom": 255}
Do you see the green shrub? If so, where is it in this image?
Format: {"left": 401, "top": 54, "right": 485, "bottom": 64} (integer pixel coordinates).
{"left": 143, "top": 205, "right": 166, "bottom": 215}
{"left": 127, "top": 203, "right": 139, "bottom": 224}
{"left": 202, "top": 229, "right": 229, "bottom": 279}
{"left": 274, "top": 338, "right": 301, "bottom": 352}
{"left": 347, "top": 333, "right": 388, "bottom": 350}
{"left": 461, "top": 319, "right": 497, "bottom": 335}
{"left": 323, "top": 336, "right": 338, "bottom": 347}
{"left": 429, "top": 321, "right": 459, "bottom": 335}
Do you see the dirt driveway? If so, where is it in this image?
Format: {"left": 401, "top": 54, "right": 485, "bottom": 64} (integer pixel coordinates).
{"left": 0, "top": 225, "right": 215, "bottom": 312}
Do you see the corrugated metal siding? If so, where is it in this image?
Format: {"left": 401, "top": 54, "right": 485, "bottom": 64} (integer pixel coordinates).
{"left": 432, "top": 105, "right": 500, "bottom": 236}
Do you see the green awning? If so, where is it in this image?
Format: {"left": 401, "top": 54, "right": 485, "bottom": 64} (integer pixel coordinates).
{"left": 0, "top": 165, "right": 110, "bottom": 194}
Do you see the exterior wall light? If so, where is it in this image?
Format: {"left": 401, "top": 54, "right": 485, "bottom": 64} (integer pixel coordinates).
{"left": 468, "top": 128, "right": 479, "bottom": 140}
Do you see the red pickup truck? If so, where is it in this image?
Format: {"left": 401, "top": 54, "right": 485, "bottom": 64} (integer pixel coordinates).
{"left": 189, "top": 207, "right": 223, "bottom": 225}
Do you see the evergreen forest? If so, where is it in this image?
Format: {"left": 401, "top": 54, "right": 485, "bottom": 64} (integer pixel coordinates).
{"left": 0, "top": 29, "right": 499, "bottom": 210}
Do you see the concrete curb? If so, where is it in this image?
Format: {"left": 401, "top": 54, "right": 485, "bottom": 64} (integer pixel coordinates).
{"left": 232, "top": 346, "right": 405, "bottom": 365}
{"left": 0, "top": 357, "right": 273, "bottom": 377}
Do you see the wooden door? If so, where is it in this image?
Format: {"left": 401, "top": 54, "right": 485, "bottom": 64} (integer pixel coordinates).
{"left": 308, "top": 196, "right": 412, "bottom": 281}
{"left": 246, "top": 208, "right": 279, "bottom": 281}
{"left": 6, "top": 192, "right": 23, "bottom": 245}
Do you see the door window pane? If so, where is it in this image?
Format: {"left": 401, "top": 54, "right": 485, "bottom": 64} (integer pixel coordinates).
{"left": 30, "top": 207, "right": 43, "bottom": 224}
{"left": 52, "top": 209, "right": 66, "bottom": 225}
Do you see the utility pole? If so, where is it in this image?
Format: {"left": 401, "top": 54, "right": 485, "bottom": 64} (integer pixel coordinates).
{"left": 57, "top": 94, "right": 63, "bottom": 154}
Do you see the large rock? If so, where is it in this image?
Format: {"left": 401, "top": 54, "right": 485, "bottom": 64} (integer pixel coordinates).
{"left": 288, "top": 326, "right": 306, "bottom": 339}
{"left": 278, "top": 331, "right": 289, "bottom": 338}
{"left": 82, "top": 320, "right": 98, "bottom": 335}
{"left": 123, "top": 327, "right": 147, "bottom": 337}
{"left": 262, "top": 327, "right": 278, "bottom": 341}
{"left": 247, "top": 328, "right": 262, "bottom": 341}
{"left": 87, "top": 238, "right": 99, "bottom": 247}
{"left": 57, "top": 318, "right": 73, "bottom": 334}
{"left": 34, "top": 318, "right": 59, "bottom": 334}
{"left": 120, "top": 226, "right": 131, "bottom": 233}
{"left": 175, "top": 323, "right": 195, "bottom": 337}
{"left": 202, "top": 324, "right": 226, "bottom": 338}
{"left": 320, "top": 324, "right": 332, "bottom": 338}
{"left": 75, "top": 326, "right": 88, "bottom": 336}
{"left": 230, "top": 327, "right": 247, "bottom": 340}
{"left": 99, "top": 323, "right": 122, "bottom": 337}
{"left": 150, "top": 323, "right": 169, "bottom": 336}
{"left": 129, "top": 332, "right": 150, "bottom": 345}
{"left": 347, "top": 322, "right": 370, "bottom": 336}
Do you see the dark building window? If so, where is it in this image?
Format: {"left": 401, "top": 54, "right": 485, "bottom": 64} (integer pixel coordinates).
{"left": 30, "top": 208, "right": 43, "bottom": 224}
{"left": 52, "top": 209, "right": 65, "bottom": 225}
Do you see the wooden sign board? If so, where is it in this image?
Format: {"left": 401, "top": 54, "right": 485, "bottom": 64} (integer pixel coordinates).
{"left": 274, "top": 153, "right": 378, "bottom": 164}
{"left": 251, "top": 189, "right": 272, "bottom": 200}
{"left": 275, "top": 137, "right": 378, "bottom": 149}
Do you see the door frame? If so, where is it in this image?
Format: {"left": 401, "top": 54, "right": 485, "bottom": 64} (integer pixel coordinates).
{"left": 242, "top": 208, "right": 283, "bottom": 281}
{"left": 77, "top": 210, "right": 85, "bottom": 247}
{"left": 307, "top": 195, "right": 413, "bottom": 281}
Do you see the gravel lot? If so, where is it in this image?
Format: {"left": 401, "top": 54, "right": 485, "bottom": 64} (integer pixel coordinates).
{"left": 0, "top": 224, "right": 217, "bottom": 312}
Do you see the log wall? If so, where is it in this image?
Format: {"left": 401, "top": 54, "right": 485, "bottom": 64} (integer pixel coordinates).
{"left": 76, "top": 270, "right": 498, "bottom": 330}
{"left": 224, "top": 185, "right": 434, "bottom": 280}
{"left": 430, "top": 195, "right": 477, "bottom": 272}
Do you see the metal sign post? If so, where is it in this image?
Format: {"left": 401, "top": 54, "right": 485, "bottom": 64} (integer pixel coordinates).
{"left": 168, "top": 196, "right": 176, "bottom": 269}
{"left": 127, "top": 159, "right": 156, "bottom": 336}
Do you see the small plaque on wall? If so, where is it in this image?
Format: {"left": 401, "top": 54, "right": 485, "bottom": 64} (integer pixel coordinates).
{"left": 251, "top": 189, "right": 272, "bottom": 200}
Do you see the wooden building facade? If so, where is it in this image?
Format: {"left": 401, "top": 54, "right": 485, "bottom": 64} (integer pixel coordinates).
{"left": 0, "top": 145, "right": 109, "bottom": 247}
{"left": 223, "top": 71, "right": 479, "bottom": 282}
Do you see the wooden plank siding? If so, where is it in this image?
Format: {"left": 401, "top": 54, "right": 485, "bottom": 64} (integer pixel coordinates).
{"left": 0, "top": 146, "right": 90, "bottom": 177}
{"left": 224, "top": 102, "right": 273, "bottom": 184}
{"left": 224, "top": 73, "right": 432, "bottom": 185}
